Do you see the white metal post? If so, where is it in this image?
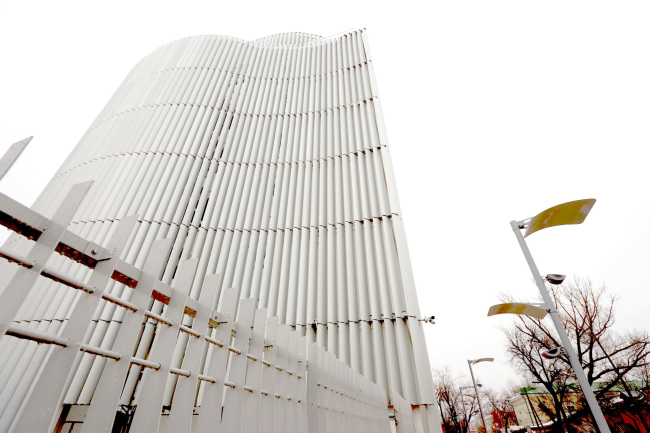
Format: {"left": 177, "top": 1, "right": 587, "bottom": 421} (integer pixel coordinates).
{"left": 128, "top": 259, "right": 200, "bottom": 433}
{"left": 0, "top": 137, "right": 31, "bottom": 181}
{"left": 510, "top": 220, "right": 611, "bottom": 433}
{"left": 220, "top": 298, "right": 256, "bottom": 431}
{"left": 193, "top": 286, "right": 239, "bottom": 433}
{"left": 165, "top": 274, "right": 220, "bottom": 432}
{"left": 79, "top": 238, "right": 173, "bottom": 433}
{"left": 458, "top": 387, "right": 469, "bottom": 432}
{"left": 307, "top": 342, "right": 320, "bottom": 433}
{"left": 467, "top": 361, "right": 487, "bottom": 432}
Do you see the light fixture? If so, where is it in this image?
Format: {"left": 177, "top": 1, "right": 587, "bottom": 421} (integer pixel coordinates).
{"left": 541, "top": 347, "right": 563, "bottom": 359}
{"left": 545, "top": 274, "right": 566, "bottom": 285}
{"left": 497, "top": 198, "right": 610, "bottom": 433}
{"left": 467, "top": 358, "right": 493, "bottom": 429}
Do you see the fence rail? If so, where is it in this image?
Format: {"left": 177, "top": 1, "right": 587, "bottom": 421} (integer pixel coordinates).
{"left": 0, "top": 138, "right": 394, "bottom": 433}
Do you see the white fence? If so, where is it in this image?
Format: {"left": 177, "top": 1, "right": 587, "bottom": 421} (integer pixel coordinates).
{"left": 0, "top": 138, "right": 394, "bottom": 432}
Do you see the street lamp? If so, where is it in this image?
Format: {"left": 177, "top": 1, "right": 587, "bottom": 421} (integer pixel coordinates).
{"left": 468, "top": 358, "right": 493, "bottom": 431}
{"left": 458, "top": 385, "right": 481, "bottom": 433}
{"left": 489, "top": 198, "right": 611, "bottom": 433}
{"left": 458, "top": 386, "right": 473, "bottom": 431}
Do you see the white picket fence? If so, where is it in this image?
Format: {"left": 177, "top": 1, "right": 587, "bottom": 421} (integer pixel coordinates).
{"left": 0, "top": 138, "right": 395, "bottom": 433}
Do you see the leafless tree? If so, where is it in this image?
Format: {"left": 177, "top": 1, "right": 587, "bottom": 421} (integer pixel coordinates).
{"left": 433, "top": 368, "right": 479, "bottom": 433}
{"left": 483, "top": 388, "right": 517, "bottom": 432}
{"left": 501, "top": 277, "right": 650, "bottom": 432}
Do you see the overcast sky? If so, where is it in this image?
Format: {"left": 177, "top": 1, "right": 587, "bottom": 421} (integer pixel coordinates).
{"left": 1, "top": 1, "right": 649, "bottom": 391}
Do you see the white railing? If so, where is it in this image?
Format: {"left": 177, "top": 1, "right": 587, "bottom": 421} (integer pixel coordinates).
{"left": 0, "top": 137, "right": 393, "bottom": 433}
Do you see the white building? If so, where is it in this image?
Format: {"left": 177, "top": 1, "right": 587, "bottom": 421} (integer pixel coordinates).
{"left": 0, "top": 30, "right": 440, "bottom": 431}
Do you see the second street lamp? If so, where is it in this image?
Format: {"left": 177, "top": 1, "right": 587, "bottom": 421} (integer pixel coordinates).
{"left": 490, "top": 198, "right": 611, "bottom": 433}
{"left": 468, "top": 358, "right": 493, "bottom": 432}
{"left": 458, "top": 386, "right": 473, "bottom": 431}
{"left": 459, "top": 385, "right": 481, "bottom": 432}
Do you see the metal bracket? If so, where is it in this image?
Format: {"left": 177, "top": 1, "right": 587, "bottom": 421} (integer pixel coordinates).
{"left": 528, "top": 302, "right": 554, "bottom": 312}
{"left": 84, "top": 241, "right": 112, "bottom": 261}
{"left": 211, "top": 312, "right": 229, "bottom": 324}
{"left": 516, "top": 217, "right": 533, "bottom": 229}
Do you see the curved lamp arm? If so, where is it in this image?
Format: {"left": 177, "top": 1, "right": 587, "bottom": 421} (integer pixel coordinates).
{"left": 470, "top": 358, "right": 494, "bottom": 365}
{"left": 522, "top": 198, "right": 596, "bottom": 238}
{"left": 487, "top": 302, "right": 549, "bottom": 320}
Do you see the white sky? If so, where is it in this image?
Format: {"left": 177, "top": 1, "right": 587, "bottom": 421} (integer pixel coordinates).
{"left": 1, "top": 1, "right": 649, "bottom": 391}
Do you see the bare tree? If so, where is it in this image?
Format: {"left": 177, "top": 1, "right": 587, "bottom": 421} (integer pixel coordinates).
{"left": 483, "top": 388, "right": 517, "bottom": 433}
{"left": 501, "top": 277, "right": 650, "bottom": 431}
{"left": 503, "top": 321, "right": 577, "bottom": 431}
{"left": 433, "top": 368, "right": 479, "bottom": 433}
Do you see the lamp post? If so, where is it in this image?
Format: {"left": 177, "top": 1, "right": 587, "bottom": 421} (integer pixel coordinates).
{"left": 459, "top": 385, "right": 478, "bottom": 432}
{"left": 504, "top": 199, "right": 610, "bottom": 433}
{"left": 458, "top": 386, "right": 470, "bottom": 432}
{"left": 468, "top": 358, "right": 493, "bottom": 432}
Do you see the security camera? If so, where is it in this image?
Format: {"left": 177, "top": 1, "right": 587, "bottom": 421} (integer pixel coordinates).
{"left": 545, "top": 274, "right": 566, "bottom": 285}
{"left": 424, "top": 316, "right": 435, "bottom": 325}
{"left": 541, "top": 347, "right": 563, "bottom": 359}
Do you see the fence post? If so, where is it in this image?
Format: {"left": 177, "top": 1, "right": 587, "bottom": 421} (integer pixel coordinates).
{"left": 341, "top": 358, "right": 351, "bottom": 432}
{"left": 241, "top": 307, "right": 268, "bottom": 433}
{"left": 323, "top": 352, "right": 335, "bottom": 432}
{"left": 220, "top": 297, "right": 255, "bottom": 431}
{"left": 128, "top": 258, "right": 199, "bottom": 433}
{"left": 296, "top": 336, "right": 308, "bottom": 433}
{"left": 317, "top": 347, "right": 327, "bottom": 433}
{"left": 78, "top": 238, "right": 172, "bottom": 433}
{"left": 259, "top": 316, "right": 279, "bottom": 433}
{"left": 0, "top": 136, "right": 31, "bottom": 180}
{"left": 286, "top": 330, "right": 299, "bottom": 433}
{"left": 194, "top": 286, "right": 240, "bottom": 433}
{"left": 307, "top": 342, "right": 319, "bottom": 433}
{"left": 165, "top": 273, "right": 220, "bottom": 432}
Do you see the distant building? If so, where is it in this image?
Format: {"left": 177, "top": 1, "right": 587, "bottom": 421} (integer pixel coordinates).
{"left": 509, "top": 386, "right": 565, "bottom": 428}
{"left": 510, "top": 383, "right": 650, "bottom": 431}
{"left": 490, "top": 408, "right": 517, "bottom": 432}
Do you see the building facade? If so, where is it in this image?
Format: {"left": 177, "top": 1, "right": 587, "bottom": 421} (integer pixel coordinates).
{"left": 0, "top": 30, "right": 439, "bottom": 431}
